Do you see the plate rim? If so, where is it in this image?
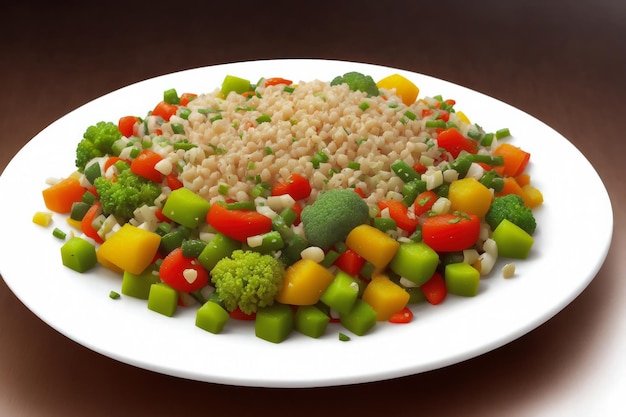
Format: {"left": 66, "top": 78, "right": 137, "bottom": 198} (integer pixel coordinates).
{"left": 0, "top": 58, "right": 614, "bottom": 388}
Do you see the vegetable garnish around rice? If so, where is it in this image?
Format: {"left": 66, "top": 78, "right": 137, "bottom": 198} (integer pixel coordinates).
{"left": 39, "top": 71, "right": 543, "bottom": 343}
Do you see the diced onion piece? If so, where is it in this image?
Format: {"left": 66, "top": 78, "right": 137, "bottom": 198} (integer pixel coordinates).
{"left": 463, "top": 249, "right": 480, "bottom": 264}
{"left": 399, "top": 277, "right": 419, "bottom": 288}
{"left": 465, "top": 162, "right": 484, "bottom": 180}
{"left": 431, "top": 197, "right": 451, "bottom": 215}
{"left": 154, "top": 158, "right": 173, "bottom": 176}
{"left": 443, "top": 169, "right": 459, "bottom": 183}
{"left": 247, "top": 235, "right": 264, "bottom": 248}
{"left": 419, "top": 155, "right": 435, "bottom": 167}
{"left": 256, "top": 205, "right": 277, "bottom": 220}
{"left": 266, "top": 194, "right": 295, "bottom": 212}
{"left": 423, "top": 170, "right": 443, "bottom": 190}
{"left": 183, "top": 268, "right": 198, "bottom": 284}
{"left": 300, "top": 246, "right": 325, "bottom": 263}
{"left": 502, "top": 263, "right": 516, "bottom": 279}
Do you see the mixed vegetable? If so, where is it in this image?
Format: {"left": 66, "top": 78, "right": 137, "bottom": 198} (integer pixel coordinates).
{"left": 34, "top": 71, "right": 543, "bottom": 343}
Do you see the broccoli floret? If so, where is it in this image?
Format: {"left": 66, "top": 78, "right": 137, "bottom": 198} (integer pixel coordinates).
{"left": 485, "top": 194, "right": 537, "bottom": 235}
{"left": 300, "top": 189, "right": 370, "bottom": 249}
{"left": 331, "top": 71, "right": 380, "bottom": 97}
{"left": 210, "top": 250, "right": 285, "bottom": 314}
{"left": 93, "top": 167, "right": 162, "bottom": 221}
{"left": 75, "top": 121, "right": 122, "bottom": 172}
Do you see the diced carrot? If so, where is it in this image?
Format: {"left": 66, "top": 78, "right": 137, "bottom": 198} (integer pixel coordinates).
{"left": 264, "top": 77, "right": 293, "bottom": 87}
{"left": 118, "top": 115, "right": 139, "bottom": 138}
{"left": 493, "top": 143, "right": 531, "bottom": 177}
{"left": 521, "top": 184, "right": 544, "bottom": 208}
{"left": 179, "top": 93, "right": 198, "bottom": 107}
{"left": 151, "top": 101, "right": 178, "bottom": 121}
{"left": 515, "top": 173, "right": 531, "bottom": 187}
{"left": 130, "top": 150, "right": 164, "bottom": 183}
{"left": 496, "top": 177, "right": 525, "bottom": 199}
{"left": 42, "top": 176, "right": 87, "bottom": 214}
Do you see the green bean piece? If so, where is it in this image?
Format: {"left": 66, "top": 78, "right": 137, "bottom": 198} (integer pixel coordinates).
{"left": 252, "top": 231, "right": 285, "bottom": 253}
{"left": 159, "top": 231, "right": 185, "bottom": 255}
{"left": 374, "top": 217, "right": 397, "bottom": 232}
{"left": 279, "top": 207, "right": 299, "bottom": 227}
{"left": 480, "top": 133, "right": 495, "bottom": 146}
{"left": 224, "top": 201, "right": 256, "bottom": 211}
{"left": 70, "top": 201, "right": 91, "bottom": 221}
{"left": 170, "top": 123, "right": 185, "bottom": 134}
{"left": 181, "top": 239, "right": 208, "bottom": 258}
{"left": 52, "top": 228, "right": 67, "bottom": 240}
{"left": 391, "top": 160, "right": 421, "bottom": 183}
{"left": 495, "top": 128, "right": 511, "bottom": 140}
{"left": 320, "top": 250, "right": 341, "bottom": 267}
{"left": 163, "top": 88, "right": 180, "bottom": 105}
{"left": 425, "top": 120, "right": 446, "bottom": 129}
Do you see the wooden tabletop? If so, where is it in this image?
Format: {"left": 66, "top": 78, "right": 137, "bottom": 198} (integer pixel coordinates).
{"left": 2, "top": 1, "right": 624, "bottom": 415}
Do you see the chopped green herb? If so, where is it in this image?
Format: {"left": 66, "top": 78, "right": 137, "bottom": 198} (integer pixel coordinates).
{"left": 197, "top": 107, "right": 222, "bottom": 114}
{"left": 209, "top": 114, "right": 223, "bottom": 122}
{"left": 311, "top": 151, "right": 329, "bottom": 168}
{"left": 256, "top": 114, "right": 272, "bottom": 124}
{"left": 109, "top": 291, "right": 121, "bottom": 299}
{"left": 170, "top": 123, "right": 185, "bottom": 134}
{"left": 348, "top": 161, "right": 361, "bottom": 170}
{"left": 173, "top": 141, "right": 196, "bottom": 151}
{"left": 208, "top": 144, "right": 227, "bottom": 154}
{"left": 339, "top": 332, "right": 351, "bottom": 342}
{"left": 359, "top": 101, "right": 370, "bottom": 111}
{"left": 218, "top": 184, "right": 230, "bottom": 195}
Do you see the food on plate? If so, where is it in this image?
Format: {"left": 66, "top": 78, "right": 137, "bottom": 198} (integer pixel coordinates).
{"left": 37, "top": 71, "right": 543, "bottom": 342}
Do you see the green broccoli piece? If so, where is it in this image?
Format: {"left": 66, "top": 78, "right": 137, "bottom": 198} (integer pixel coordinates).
{"left": 75, "top": 121, "right": 122, "bottom": 172}
{"left": 300, "top": 189, "right": 370, "bottom": 249}
{"left": 210, "top": 250, "right": 285, "bottom": 314}
{"left": 93, "top": 167, "right": 162, "bottom": 221}
{"left": 331, "top": 71, "right": 380, "bottom": 97}
{"left": 485, "top": 194, "right": 537, "bottom": 235}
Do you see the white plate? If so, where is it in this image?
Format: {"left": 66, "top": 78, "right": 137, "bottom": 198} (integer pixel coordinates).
{"left": 0, "top": 59, "right": 613, "bottom": 388}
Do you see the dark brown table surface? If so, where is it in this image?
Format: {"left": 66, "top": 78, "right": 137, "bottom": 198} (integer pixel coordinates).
{"left": 2, "top": 1, "right": 624, "bottom": 415}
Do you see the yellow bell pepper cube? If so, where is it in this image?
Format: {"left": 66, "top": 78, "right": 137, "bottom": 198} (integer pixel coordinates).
{"left": 376, "top": 74, "right": 419, "bottom": 106}
{"left": 275, "top": 259, "right": 335, "bottom": 306}
{"left": 455, "top": 111, "right": 471, "bottom": 125}
{"left": 362, "top": 275, "right": 410, "bottom": 321}
{"left": 521, "top": 184, "right": 544, "bottom": 208}
{"left": 345, "top": 224, "right": 400, "bottom": 270}
{"left": 448, "top": 177, "right": 493, "bottom": 218}
{"left": 96, "top": 224, "right": 161, "bottom": 275}
{"left": 32, "top": 211, "right": 53, "bottom": 227}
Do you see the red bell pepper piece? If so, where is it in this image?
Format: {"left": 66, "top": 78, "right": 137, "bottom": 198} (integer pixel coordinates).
{"left": 271, "top": 173, "right": 312, "bottom": 201}
{"left": 159, "top": 247, "right": 209, "bottom": 293}
{"left": 334, "top": 248, "right": 366, "bottom": 276}
{"left": 377, "top": 199, "right": 419, "bottom": 234}
{"left": 420, "top": 272, "right": 447, "bottom": 305}
{"left": 422, "top": 213, "right": 480, "bottom": 252}
{"left": 436, "top": 128, "right": 477, "bottom": 158}
{"left": 206, "top": 202, "right": 272, "bottom": 242}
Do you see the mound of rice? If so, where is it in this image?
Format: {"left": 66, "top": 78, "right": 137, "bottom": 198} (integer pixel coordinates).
{"left": 152, "top": 79, "right": 468, "bottom": 205}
